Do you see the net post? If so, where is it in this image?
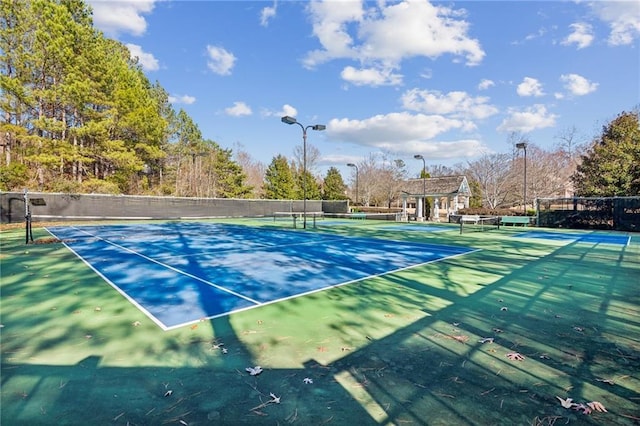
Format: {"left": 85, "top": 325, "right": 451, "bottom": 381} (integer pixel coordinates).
{"left": 24, "top": 188, "right": 32, "bottom": 244}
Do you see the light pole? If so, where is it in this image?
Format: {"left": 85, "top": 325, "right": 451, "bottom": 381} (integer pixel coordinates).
{"left": 516, "top": 142, "right": 527, "bottom": 213}
{"left": 414, "top": 154, "right": 426, "bottom": 221}
{"left": 346, "top": 163, "right": 358, "bottom": 207}
{"left": 281, "top": 115, "right": 326, "bottom": 229}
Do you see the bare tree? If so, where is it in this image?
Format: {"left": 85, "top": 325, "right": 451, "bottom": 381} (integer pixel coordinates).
{"left": 292, "top": 143, "right": 321, "bottom": 175}
{"left": 465, "top": 153, "right": 516, "bottom": 208}
{"left": 555, "top": 126, "right": 587, "bottom": 168}
{"left": 353, "top": 153, "right": 380, "bottom": 207}
{"left": 525, "top": 148, "right": 565, "bottom": 203}
{"left": 430, "top": 164, "right": 457, "bottom": 177}
{"left": 507, "top": 131, "right": 530, "bottom": 158}
{"left": 376, "top": 154, "right": 407, "bottom": 208}
{"left": 234, "top": 144, "right": 265, "bottom": 198}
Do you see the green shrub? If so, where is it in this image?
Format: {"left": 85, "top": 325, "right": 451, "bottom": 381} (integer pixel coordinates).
{"left": 81, "top": 178, "right": 121, "bottom": 194}
{"left": 0, "top": 163, "right": 29, "bottom": 191}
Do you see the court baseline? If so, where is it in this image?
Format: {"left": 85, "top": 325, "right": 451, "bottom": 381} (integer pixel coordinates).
{"left": 47, "top": 223, "right": 476, "bottom": 330}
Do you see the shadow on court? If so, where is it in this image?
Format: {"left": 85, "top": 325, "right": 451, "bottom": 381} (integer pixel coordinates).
{"left": 1, "top": 221, "right": 639, "bottom": 425}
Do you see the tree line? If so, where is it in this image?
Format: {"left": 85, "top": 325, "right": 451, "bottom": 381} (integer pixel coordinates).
{"left": 0, "top": 0, "right": 250, "bottom": 197}
{"left": 2, "top": 1, "right": 638, "bottom": 205}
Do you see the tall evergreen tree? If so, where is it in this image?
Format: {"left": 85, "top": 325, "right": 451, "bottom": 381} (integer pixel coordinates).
{"left": 207, "top": 141, "right": 252, "bottom": 198}
{"left": 264, "top": 155, "right": 295, "bottom": 199}
{"left": 294, "top": 167, "right": 321, "bottom": 201}
{"left": 322, "top": 166, "right": 347, "bottom": 200}
{"left": 572, "top": 110, "right": 640, "bottom": 196}
{"left": 0, "top": 0, "right": 170, "bottom": 193}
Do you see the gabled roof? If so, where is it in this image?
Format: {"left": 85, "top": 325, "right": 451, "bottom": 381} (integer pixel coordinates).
{"left": 402, "top": 175, "right": 471, "bottom": 197}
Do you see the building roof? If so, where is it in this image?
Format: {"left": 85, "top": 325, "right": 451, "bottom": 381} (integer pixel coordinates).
{"left": 402, "top": 175, "right": 471, "bottom": 197}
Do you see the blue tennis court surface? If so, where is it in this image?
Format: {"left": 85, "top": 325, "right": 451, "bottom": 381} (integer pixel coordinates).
{"left": 514, "top": 231, "right": 631, "bottom": 245}
{"left": 47, "top": 223, "right": 475, "bottom": 330}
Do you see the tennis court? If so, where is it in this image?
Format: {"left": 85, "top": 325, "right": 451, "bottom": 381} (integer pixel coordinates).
{"left": 1, "top": 218, "right": 638, "bottom": 425}
{"left": 45, "top": 223, "right": 474, "bottom": 329}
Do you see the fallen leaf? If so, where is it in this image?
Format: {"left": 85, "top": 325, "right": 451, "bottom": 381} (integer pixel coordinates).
{"left": 587, "top": 401, "right": 607, "bottom": 412}
{"left": 556, "top": 396, "right": 573, "bottom": 409}
{"left": 246, "top": 366, "right": 263, "bottom": 376}
{"left": 506, "top": 352, "right": 525, "bottom": 361}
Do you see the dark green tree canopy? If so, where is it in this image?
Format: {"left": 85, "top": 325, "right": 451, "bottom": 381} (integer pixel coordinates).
{"left": 294, "top": 167, "right": 321, "bottom": 201}
{"left": 322, "top": 167, "right": 347, "bottom": 200}
{"left": 0, "top": 0, "right": 249, "bottom": 197}
{"left": 572, "top": 110, "right": 640, "bottom": 197}
{"left": 264, "top": 155, "right": 295, "bottom": 199}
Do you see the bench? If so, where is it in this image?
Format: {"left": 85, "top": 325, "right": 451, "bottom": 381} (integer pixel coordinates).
{"left": 460, "top": 215, "right": 481, "bottom": 224}
{"left": 500, "top": 216, "right": 530, "bottom": 226}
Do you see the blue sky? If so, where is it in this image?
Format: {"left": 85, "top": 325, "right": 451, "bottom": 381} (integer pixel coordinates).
{"left": 88, "top": 0, "right": 640, "bottom": 177}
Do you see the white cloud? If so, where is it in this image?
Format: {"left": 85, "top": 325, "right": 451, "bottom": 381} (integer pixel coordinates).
{"left": 225, "top": 101, "right": 252, "bottom": 117}
{"left": 88, "top": 0, "right": 156, "bottom": 37}
{"left": 510, "top": 26, "right": 548, "bottom": 46}
{"left": 590, "top": 1, "right": 640, "bottom": 46}
{"left": 478, "top": 79, "right": 495, "bottom": 90}
{"left": 303, "top": 0, "right": 485, "bottom": 84}
{"left": 126, "top": 43, "right": 159, "bottom": 71}
{"left": 517, "top": 77, "right": 545, "bottom": 97}
{"left": 206, "top": 45, "right": 236, "bottom": 75}
{"left": 561, "top": 23, "right": 594, "bottom": 49}
{"left": 168, "top": 94, "right": 196, "bottom": 105}
{"left": 497, "top": 104, "right": 557, "bottom": 133}
{"left": 420, "top": 68, "right": 433, "bottom": 80}
{"left": 560, "top": 73, "right": 598, "bottom": 96}
{"left": 261, "top": 104, "right": 298, "bottom": 118}
{"left": 328, "top": 112, "right": 472, "bottom": 147}
{"left": 281, "top": 104, "right": 297, "bottom": 117}
{"left": 260, "top": 2, "right": 277, "bottom": 27}
{"left": 401, "top": 88, "right": 498, "bottom": 120}
{"left": 327, "top": 112, "right": 485, "bottom": 159}
{"left": 340, "top": 66, "right": 403, "bottom": 87}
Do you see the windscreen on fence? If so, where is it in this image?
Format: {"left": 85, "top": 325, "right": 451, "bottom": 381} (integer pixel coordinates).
{"left": 537, "top": 196, "right": 640, "bottom": 232}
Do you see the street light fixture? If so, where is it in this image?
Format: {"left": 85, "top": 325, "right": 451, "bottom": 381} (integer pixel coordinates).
{"left": 516, "top": 142, "right": 528, "bottom": 213}
{"left": 414, "top": 154, "right": 426, "bottom": 221}
{"left": 346, "top": 163, "right": 359, "bottom": 207}
{"left": 281, "top": 115, "right": 326, "bottom": 229}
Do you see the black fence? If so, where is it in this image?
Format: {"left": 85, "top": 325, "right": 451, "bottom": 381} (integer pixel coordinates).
{"left": 537, "top": 197, "right": 640, "bottom": 232}
{"left": 0, "top": 192, "right": 349, "bottom": 224}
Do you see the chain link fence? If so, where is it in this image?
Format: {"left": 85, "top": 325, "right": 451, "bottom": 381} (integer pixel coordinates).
{"left": 537, "top": 197, "right": 640, "bottom": 232}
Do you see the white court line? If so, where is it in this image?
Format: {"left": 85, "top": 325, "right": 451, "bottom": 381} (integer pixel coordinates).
{"left": 47, "top": 225, "right": 479, "bottom": 331}
{"left": 162, "top": 247, "right": 481, "bottom": 331}
{"left": 46, "top": 226, "right": 262, "bottom": 305}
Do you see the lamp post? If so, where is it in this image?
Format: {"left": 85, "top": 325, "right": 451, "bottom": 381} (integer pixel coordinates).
{"left": 516, "top": 142, "right": 528, "bottom": 213}
{"left": 346, "top": 163, "right": 358, "bottom": 207}
{"left": 414, "top": 154, "right": 426, "bottom": 221}
{"left": 281, "top": 115, "right": 326, "bottom": 229}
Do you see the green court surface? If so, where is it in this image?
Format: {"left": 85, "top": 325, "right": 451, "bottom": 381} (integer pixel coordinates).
{"left": 1, "top": 219, "right": 639, "bottom": 425}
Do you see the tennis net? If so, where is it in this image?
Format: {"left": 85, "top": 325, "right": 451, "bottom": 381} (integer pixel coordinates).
{"left": 459, "top": 216, "right": 500, "bottom": 234}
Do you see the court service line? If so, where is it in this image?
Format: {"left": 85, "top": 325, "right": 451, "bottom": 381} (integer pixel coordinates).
{"left": 45, "top": 228, "right": 170, "bottom": 330}
{"left": 161, "top": 246, "right": 482, "bottom": 331}
{"left": 52, "top": 226, "right": 262, "bottom": 306}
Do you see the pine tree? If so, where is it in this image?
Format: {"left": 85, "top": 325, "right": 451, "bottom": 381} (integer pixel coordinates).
{"left": 294, "top": 167, "right": 321, "bottom": 201}
{"left": 208, "top": 141, "right": 252, "bottom": 198}
{"left": 322, "top": 167, "right": 347, "bottom": 200}
{"left": 264, "top": 155, "right": 295, "bottom": 199}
